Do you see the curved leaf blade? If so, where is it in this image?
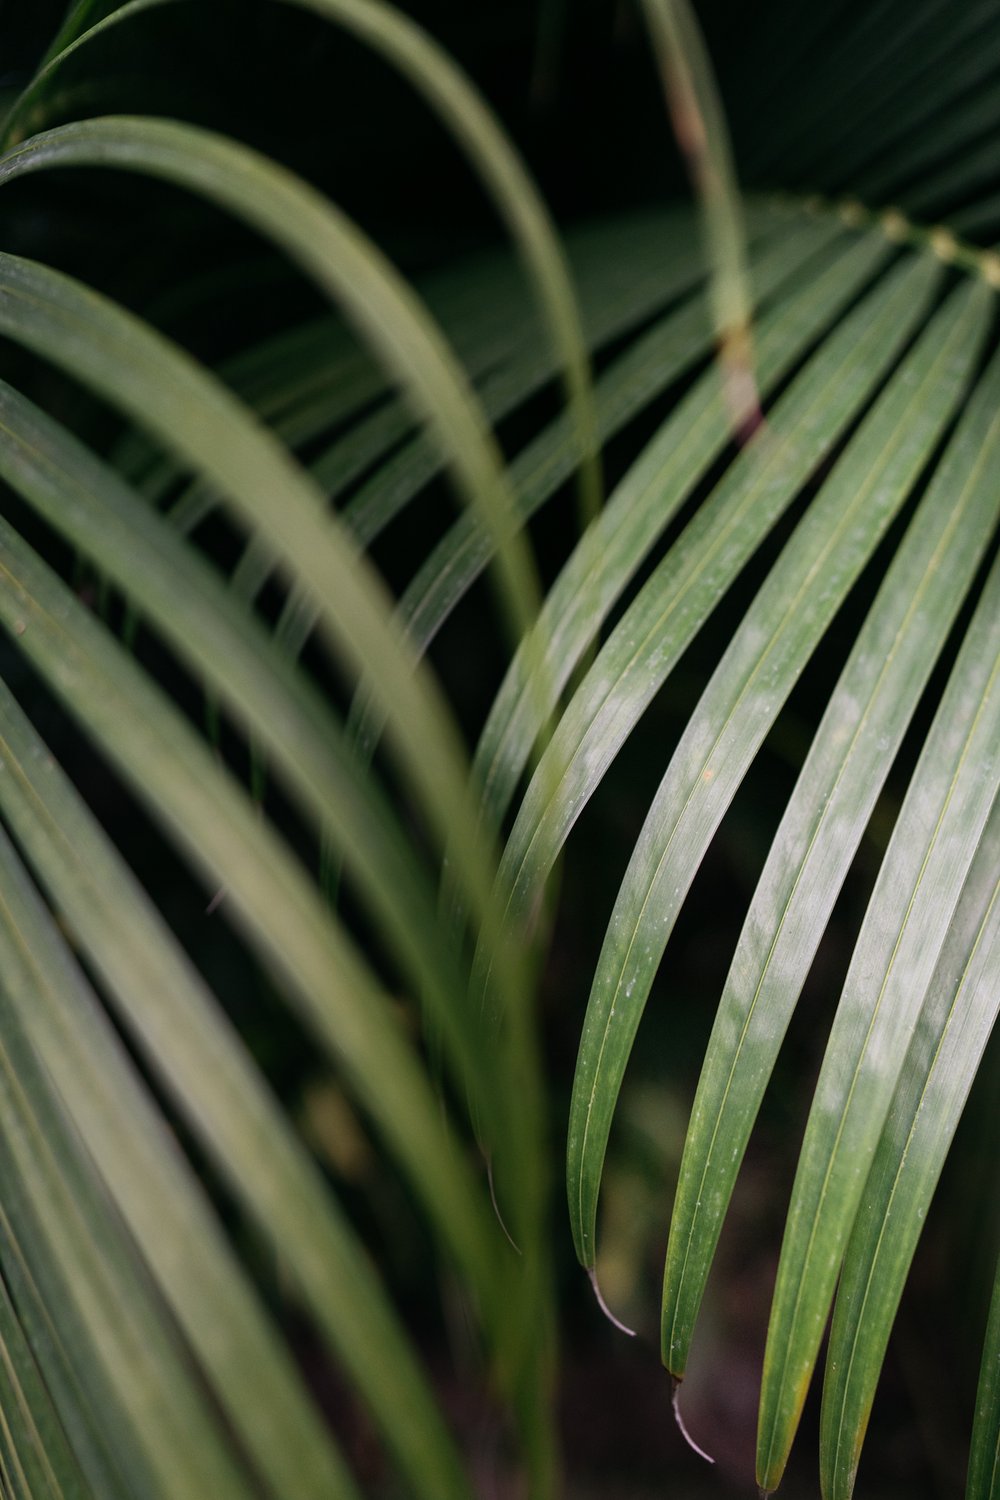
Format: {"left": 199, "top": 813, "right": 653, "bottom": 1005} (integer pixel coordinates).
{"left": 384, "top": 215, "right": 839, "bottom": 681}
{"left": 0, "top": 1272, "right": 90, "bottom": 1500}
{"left": 969, "top": 1253, "right": 1000, "bottom": 1500}
{"left": 0, "top": 520, "right": 504, "bottom": 1352}
{"left": 344, "top": 215, "right": 839, "bottom": 771}
{"left": 267, "top": 201, "right": 730, "bottom": 666}
{"left": 0, "top": 978, "right": 267, "bottom": 1500}
{"left": 7, "top": 0, "right": 603, "bottom": 553}
{"left": 820, "top": 801, "right": 1000, "bottom": 1500}
{"left": 567, "top": 253, "right": 958, "bottom": 1273}
{"left": 472, "top": 226, "right": 894, "bottom": 850}
{"left": 0, "top": 375, "right": 501, "bottom": 1154}
{"left": 662, "top": 289, "right": 1000, "bottom": 1382}
{"left": 0, "top": 685, "right": 474, "bottom": 1500}
{"left": 756, "top": 547, "right": 1000, "bottom": 1493}
{"left": 294, "top": 0, "right": 603, "bottom": 540}
{"left": 0, "top": 127, "right": 532, "bottom": 1016}
{"left": 0, "top": 1214, "right": 130, "bottom": 1500}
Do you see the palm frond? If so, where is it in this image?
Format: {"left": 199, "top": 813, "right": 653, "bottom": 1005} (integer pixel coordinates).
{"left": 970, "top": 1254, "right": 1000, "bottom": 1500}
{"left": 0, "top": 3, "right": 997, "bottom": 1499}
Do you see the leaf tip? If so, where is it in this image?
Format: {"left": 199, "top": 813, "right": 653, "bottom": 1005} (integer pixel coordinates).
{"left": 587, "top": 1265, "right": 636, "bottom": 1336}
{"left": 671, "top": 1379, "right": 715, "bottom": 1464}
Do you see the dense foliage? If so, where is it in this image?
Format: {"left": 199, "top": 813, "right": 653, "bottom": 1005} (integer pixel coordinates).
{"left": 0, "top": 3, "right": 997, "bottom": 1498}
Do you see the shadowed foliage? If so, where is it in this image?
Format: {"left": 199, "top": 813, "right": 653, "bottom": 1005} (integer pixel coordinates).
{"left": 0, "top": 2, "right": 996, "bottom": 1498}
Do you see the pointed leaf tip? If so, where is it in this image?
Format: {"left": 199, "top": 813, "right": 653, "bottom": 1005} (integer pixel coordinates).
{"left": 672, "top": 1382, "right": 715, "bottom": 1464}
{"left": 587, "top": 1266, "right": 636, "bottom": 1336}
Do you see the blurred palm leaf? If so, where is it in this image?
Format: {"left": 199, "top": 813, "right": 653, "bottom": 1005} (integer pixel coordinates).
{"left": 0, "top": 2, "right": 997, "bottom": 1498}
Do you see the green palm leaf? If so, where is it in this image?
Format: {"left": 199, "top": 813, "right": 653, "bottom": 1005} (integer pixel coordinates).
{"left": 351, "top": 212, "right": 836, "bottom": 750}
{"left": 0, "top": 1266, "right": 91, "bottom": 1500}
{"left": 0, "top": 662, "right": 474, "bottom": 1498}
{"left": 4, "top": 0, "right": 601, "bottom": 550}
{"left": 470, "top": 224, "right": 895, "bottom": 853}
{"left": 0, "top": 978, "right": 274, "bottom": 1500}
{"left": 567, "top": 261, "right": 986, "bottom": 1278}
{"left": 0, "top": 521, "right": 502, "bottom": 1338}
{"left": 756, "top": 545, "right": 1000, "bottom": 1491}
{"left": 970, "top": 1254, "right": 1000, "bottom": 1500}
{"left": 0, "top": 129, "right": 551, "bottom": 1260}
{"left": 662, "top": 299, "right": 1000, "bottom": 1387}
{"left": 0, "top": 376, "right": 498, "bottom": 1143}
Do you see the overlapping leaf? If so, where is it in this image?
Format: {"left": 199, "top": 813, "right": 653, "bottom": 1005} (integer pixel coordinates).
{"left": 566, "top": 256, "right": 985, "bottom": 1276}
{"left": 662, "top": 296, "right": 1000, "bottom": 1386}
{"left": 757, "top": 545, "right": 1000, "bottom": 1492}
{"left": 820, "top": 801, "right": 1000, "bottom": 1500}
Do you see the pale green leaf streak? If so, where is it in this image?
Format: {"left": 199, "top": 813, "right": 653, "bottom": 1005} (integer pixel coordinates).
{"left": 0, "top": 976, "right": 260, "bottom": 1500}
{"left": 0, "top": 1271, "right": 89, "bottom": 1500}
{"left": 0, "top": 377, "right": 503, "bottom": 1161}
{"left": 0, "top": 1214, "right": 128, "bottom": 1500}
{"left": 489, "top": 246, "right": 938, "bottom": 1046}
{"left": 0, "top": 1204, "right": 133, "bottom": 1500}
{"left": 0, "top": 524, "right": 505, "bottom": 1369}
{"left": 969, "top": 1252, "right": 1000, "bottom": 1500}
{"left": 7, "top": 0, "right": 602, "bottom": 561}
{"left": 38, "top": 0, "right": 111, "bottom": 67}
{"left": 269, "top": 203, "right": 739, "bottom": 666}
{"left": 757, "top": 548, "right": 1000, "bottom": 1493}
{"left": 0, "top": 694, "right": 474, "bottom": 1500}
{"left": 470, "top": 228, "right": 893, "bottom": 854}
{"left": 821, "top": 802, "right": 1000, "bottom": 1500}
{"left": 662, "top": 288, "right": 1000, "bottom": 1382}
{"left": 567, "top": 252, "right": 947, "bottom": 1272}
{"left": 0, "top": 125, "right": 543, "bottom": 1026}
{"left": 141, "top": 202, "right": 707, "bottom": 546}
{"left": 350, "top": 217, "right": 841, "bottom": 752}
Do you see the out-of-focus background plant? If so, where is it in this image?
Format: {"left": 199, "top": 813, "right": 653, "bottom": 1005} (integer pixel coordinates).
{"left": 0, "top": 3, "right": 997, "bottom": 1499}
